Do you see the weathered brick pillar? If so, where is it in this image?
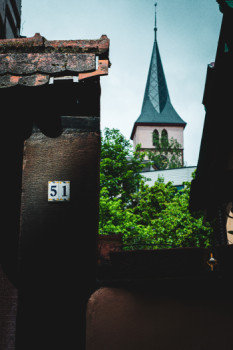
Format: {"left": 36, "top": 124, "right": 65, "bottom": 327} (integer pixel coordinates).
{"left": 0, "top": 33, "right": 110, "bottom": 350}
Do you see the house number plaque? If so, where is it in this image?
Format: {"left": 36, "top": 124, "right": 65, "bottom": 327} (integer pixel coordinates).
{"left": 48, "top": 181, "right": 70, "bottom": 201}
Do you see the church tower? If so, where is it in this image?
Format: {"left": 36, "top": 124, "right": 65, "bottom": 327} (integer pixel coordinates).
{"left": 130, "top": 3, "right": 186, "bottom": 167}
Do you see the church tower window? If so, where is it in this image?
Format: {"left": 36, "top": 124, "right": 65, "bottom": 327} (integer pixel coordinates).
{"left": 152, "top": 129, "right": 159, "bottom": 147}
{"left": 161, "top": 129, "right": 168, "bottom": 148}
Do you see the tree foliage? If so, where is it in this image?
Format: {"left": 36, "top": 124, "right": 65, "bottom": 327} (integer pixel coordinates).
{"left": 100, "top": 128, "right": 146, "bottom": 204}
{"left": 99, "top": 128, "right": 213, "bottom": 250}
{"left": 148, "top": 136, "right": 183, "bottom": 170}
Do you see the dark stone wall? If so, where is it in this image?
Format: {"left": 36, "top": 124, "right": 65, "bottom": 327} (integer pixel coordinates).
{"left": 17, "top": 130, "right": 100, "bottom": 349}
{"left": 0, "top": 266, "right": 17, "bottom": 350}
{"left": 1, "top": 88, "right": 24, "bottom": 350}
{"left": 15, "top": 79, "right": 101, "bottom": 349}
{"left": 86, "top": 280, "right": 233, "bottom": 350}
{"left": 0, "top": 77, "right": 101, "bottom": 350}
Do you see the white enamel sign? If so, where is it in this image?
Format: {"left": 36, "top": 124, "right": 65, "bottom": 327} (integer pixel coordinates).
{"left": 48, "top": 181, "right": 70, "bottom": 201}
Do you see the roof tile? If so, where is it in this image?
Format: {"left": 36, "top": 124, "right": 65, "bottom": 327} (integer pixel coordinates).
{"left": 0, "top": 33, "right": 110, "bottom": 88}
{"left": 0, "top": 33, "right": 109, "bottom": 54}
{"left": 0, "top": 74, "right": 49, "bottom": 88}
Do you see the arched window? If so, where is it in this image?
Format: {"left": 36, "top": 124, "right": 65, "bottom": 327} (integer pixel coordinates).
{"left": 161, "top": 129, "right": 168, "bottom": 148}
{"left": 152, "top": 129, "right": 159, "bottom": 147}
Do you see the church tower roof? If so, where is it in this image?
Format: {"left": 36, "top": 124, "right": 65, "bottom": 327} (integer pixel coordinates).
{"left": 131, "top": 3, "right": 186, "bottom": 140}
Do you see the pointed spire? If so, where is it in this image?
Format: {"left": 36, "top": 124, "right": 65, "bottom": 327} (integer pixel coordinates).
{"left": 144, "top": 41, "right": 170, "bottom": 114}
{"left": 154, "top": 3, "right": 157, "bottom": 41}
{"left": 130, "top": 3, "right": 186, "bottom": 140}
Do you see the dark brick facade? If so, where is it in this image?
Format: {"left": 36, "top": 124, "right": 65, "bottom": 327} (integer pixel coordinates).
{"left": 0, "top": 2, "right": 21, "bottom": 349}
{"left": 0, "top": 266, "right": 17, "bottom": 350}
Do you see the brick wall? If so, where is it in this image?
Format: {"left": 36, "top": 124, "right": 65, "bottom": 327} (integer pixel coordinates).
{"left": 0, "top": 266, "right": 17, "bottom": 350}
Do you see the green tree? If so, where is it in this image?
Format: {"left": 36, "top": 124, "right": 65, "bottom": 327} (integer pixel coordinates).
{"left": 147, "top": 137, "right": 183, "bottom": 170}
{"left": 99, "top": 128, "right": 213, "bottom": 249}
{"left": 100, "top": 128, "right": 147, "bottom": 205}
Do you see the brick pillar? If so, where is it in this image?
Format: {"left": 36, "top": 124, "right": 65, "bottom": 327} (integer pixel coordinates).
{"left": 16, "top": 78, "right": 101, "bottom": 349}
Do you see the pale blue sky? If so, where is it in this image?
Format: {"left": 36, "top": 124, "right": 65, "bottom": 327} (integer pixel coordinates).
{"left": 21, "top": 0, "right": 222, "bottom": 166}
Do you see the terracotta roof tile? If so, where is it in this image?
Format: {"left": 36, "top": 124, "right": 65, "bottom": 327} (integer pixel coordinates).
{"left": 0, "top": 52, "right": 96, "bottom": 75}
{"left": 0, "top": 33, "right": 110, "bottom": 54}
{"left": 0, "top": 73, "right": 49, "bottom": 88}
{"left": 0, "top": 33, "right": 45, "bottom": 53}
{"left": 0, "top": 33, "right": 110, "bottom": 88}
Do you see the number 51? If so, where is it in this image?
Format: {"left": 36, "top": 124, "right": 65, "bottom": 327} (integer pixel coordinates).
{"left": 48, "top": 181, "right": 70, "bottom": 201}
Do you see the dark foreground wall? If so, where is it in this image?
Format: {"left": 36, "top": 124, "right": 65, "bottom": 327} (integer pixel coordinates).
{"left": 13, "top": 79, "right": 101, "bottom": 350}
{"left": 0, "top": 266, "right": 17, "bottom": 350}
{"left": 86, "top": 279, "right": 233, "bottom": 350}
{"left": 17, "top": 130, "right": 99, "bottom": 349}
{"left": 0, "top": 32, "right": 109, "bottom": 350}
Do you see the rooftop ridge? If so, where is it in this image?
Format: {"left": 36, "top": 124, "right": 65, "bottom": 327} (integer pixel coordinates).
{"left": 0, "top": 33, "right": 110, "bottom": 55}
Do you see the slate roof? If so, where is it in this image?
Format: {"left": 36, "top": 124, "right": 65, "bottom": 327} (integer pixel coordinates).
{"left": 0, "top": 33, "right": 110, "bottom": 88}
{"left": 131, "top": 10, "right": 186, "bottom": 140}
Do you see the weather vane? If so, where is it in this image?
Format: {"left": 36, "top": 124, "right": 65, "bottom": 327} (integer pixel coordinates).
{"left": 154, "top": 2, "right": 157, "bottom": 41}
